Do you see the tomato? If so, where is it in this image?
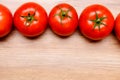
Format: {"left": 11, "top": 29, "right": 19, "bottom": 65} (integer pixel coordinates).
{"left": 79, "top": 4, "right": 114, "bottom": 40}
{"left": 14, "top": 2, "right": 48, "bottom": 37}
{"left": 115, "top": 13, "right": 120, "bottom": 40}
{"left": 49, "top": 3, "right": 78, "bottom": 36}
{"left": 0, "top": 4, "right": 12, "bottom": 38}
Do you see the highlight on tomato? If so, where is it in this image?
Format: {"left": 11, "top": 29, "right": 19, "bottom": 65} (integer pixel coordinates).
{"left": 14, "top": 2, "right": 48, "bottom": 37}
{"left": 0, "top": 4, "right": 12, "bottom": 38}
{"left": 115, "top": 13, "right": 120, "bottom": 40}
{"left": 79, "top": 4, "right": 114, "bottom": 40}
{"left": 49, "top": 3, "right": 78, "bottom": 36}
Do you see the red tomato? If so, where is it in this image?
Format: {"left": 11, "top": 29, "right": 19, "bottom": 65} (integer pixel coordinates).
{"left": 49, "top": 3, "right": 78, "bottom": 36}
{"left": 79, "top": 4, "right": 114, "bottom": 40}
{"left": 115, "top": 13, "right": 120, "bottom": 40}
{"left": 14, "top": 2, "right": 48, "bottom": 37}
{"left": 0, "top": 4, "right": 12, "bottom": 37}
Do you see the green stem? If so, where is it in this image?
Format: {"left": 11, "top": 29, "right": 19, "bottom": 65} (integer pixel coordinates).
{"left": 90, "top": 12, "right": 107, "bottom": 31}
{"left": 54, "top": 8, "right": 71, "bottom": 24}
{"left": 21, "top": 11, "right": 37, "bottom": 26}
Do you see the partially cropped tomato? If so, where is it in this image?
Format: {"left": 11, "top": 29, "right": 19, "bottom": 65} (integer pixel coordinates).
{"left": 79, "top": 4, "right": 114, "bottom": 40}
{"left": 14, "top": 2, "right": 48, "bottom": 37}
{"left": 0, "top": 4, "right": 12, "bottom": 37}
{"left": 115, "top": 14, "right": 120, "bottom": 40}
{"left": 49, "top": 3, "right": 78, "bottom": 36}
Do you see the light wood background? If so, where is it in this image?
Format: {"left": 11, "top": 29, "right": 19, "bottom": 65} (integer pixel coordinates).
{"left": 0, "top": 0, "right": 120, "bottom": 80}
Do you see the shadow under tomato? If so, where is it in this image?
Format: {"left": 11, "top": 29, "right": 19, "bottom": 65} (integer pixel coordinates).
{"left": 112, "top": 29, "right": 120, "bottom": 45}
{"left": 22, "top": 24, "right": 49, "bottom": 40}
{"left": 54, "top": 33, "right": 73, "bottom": 39}
{"left": 0, "top": 24, "right": 15, "bottom": 41}
{"left": 48, "top": 24, "right": 73, "bottom": 39}
{"left": 77, "top": 27, "right": 103, "bottom": 43}
{"left": 24, "top": 33, "right": 45, "bottom": 40}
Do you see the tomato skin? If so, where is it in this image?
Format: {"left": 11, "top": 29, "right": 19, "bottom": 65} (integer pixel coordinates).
{"left": 79, "top": 4, "right": 114, "bottom": 40}
{"left": 49, "top": 3, "right": 78, "bottom": 36}
{"left": 115, "top": 14, "right": 120, "bottom": 40}
{"left": 14, "top": 2, "right": 48, "bottom": 37}
{"left": 0, "top": 4, "right": 12, "bottom": 38}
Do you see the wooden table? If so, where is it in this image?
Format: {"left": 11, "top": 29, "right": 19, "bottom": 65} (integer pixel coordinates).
{"left": 0, "top": 0, "right": 120, "bottom": 80}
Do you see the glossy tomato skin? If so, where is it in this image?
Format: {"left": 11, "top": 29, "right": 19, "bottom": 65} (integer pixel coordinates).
{"left": 115, "top": 14, "right": 120, "bottom": 40}
{"left": 0, "top": 4, "right": 12, "bottom": 37}
{"left": 49, "top": 3, "right": 78, "bottom": 36}
{"left": 79, "top": 4, "right": 114, "bottom": 40}
{"left": 14, "top": 2, "right": 48, "bottom": 37}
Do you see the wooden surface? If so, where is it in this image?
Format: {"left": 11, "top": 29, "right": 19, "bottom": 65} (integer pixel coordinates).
{"left": 1, "top": 0, "right": 120, "bottom": 80}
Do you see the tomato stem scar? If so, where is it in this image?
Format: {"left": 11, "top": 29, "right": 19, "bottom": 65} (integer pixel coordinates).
{"left": 90, "top": 12, "right": 107, "bottom": 31}
{"left": 54, "top": 7, "right": 71, "bottom": 24}
{"left": 21, "top": 10, "right": 37, "bottom": 26}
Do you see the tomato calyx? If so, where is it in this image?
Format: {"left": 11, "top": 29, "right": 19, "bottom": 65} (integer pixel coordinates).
{"left": 54, "top": 8, "right": 71, "bottom": 24}
{"left": 21, "top": 11, "right": 37, "bottom": 26}
{"left": 90, "top": 12, "right": 107, "bottom": 31}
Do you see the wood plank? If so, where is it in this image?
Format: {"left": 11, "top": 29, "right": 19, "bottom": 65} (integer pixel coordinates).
{"left": 0, "top": 0, "right": 120, "bottom": 80}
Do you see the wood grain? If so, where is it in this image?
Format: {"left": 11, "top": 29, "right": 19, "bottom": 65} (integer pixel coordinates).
{"left": 0, "top": 0, "right": 120, "bottom": 80}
